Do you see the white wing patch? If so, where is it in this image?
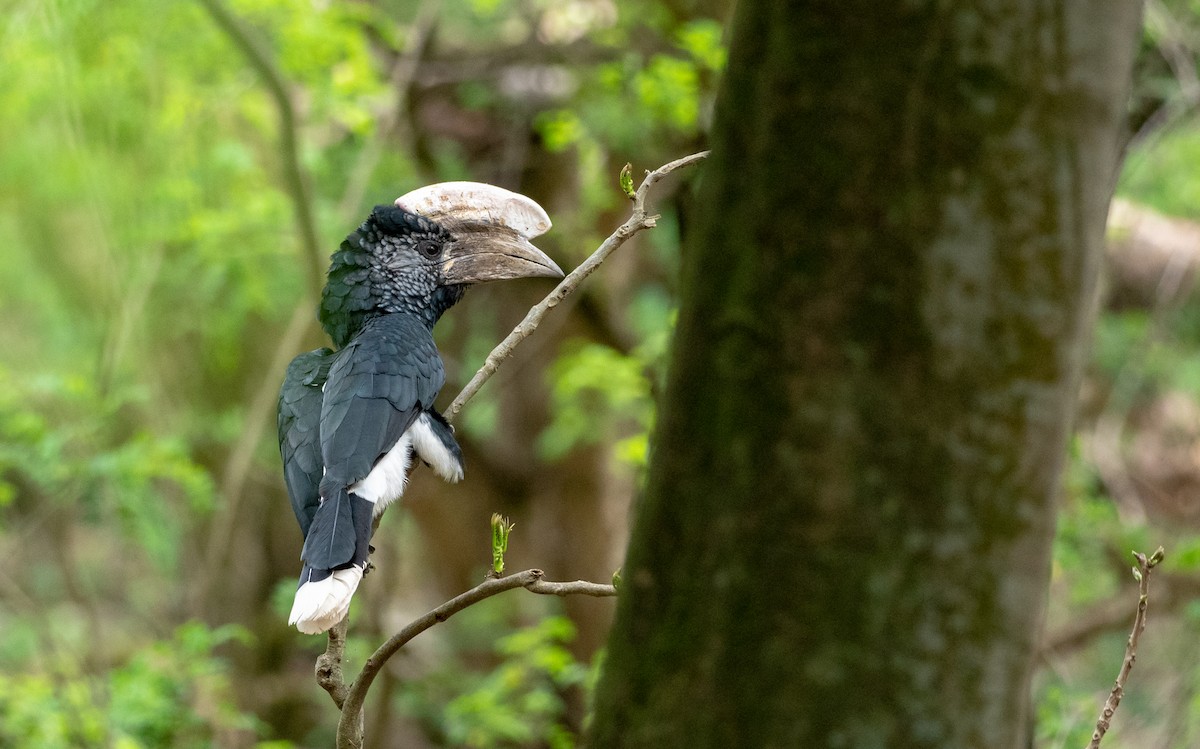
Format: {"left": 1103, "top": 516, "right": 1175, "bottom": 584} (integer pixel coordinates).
{"left": 349, "top": 433, "right": 413, "bottom": 516}
{"left": 346, "top": 412, "right": 462, "bottom": 517}
{"left": 410, "top": 413, "right": 464, "bottom": 483}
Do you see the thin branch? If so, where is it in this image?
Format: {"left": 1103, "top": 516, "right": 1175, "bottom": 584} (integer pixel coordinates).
{"left": 332, "top": 569, "right": 617, "bottom": 749}
{"left": 1087, "top": 546, "right": 1165, "bottom": 749}
{"left": 444, "top": 150, "right": 710, "bottom": 422}
{"left": 195, "top": 0, "right": 326, "bottom": 298}
{"left": 526, "top": 578, "right": 618, "bottom": 596}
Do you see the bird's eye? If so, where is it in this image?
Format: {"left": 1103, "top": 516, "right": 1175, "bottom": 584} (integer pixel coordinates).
{"left": 415, "top": 239, "right": 441, "bottom": 259}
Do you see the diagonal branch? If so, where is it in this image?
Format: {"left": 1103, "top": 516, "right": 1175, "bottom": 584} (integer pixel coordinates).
{"left": 195, "top": 298, "right": 316, "bottom": 615}
{"left": 193, "top": 0, "right": 331, "bottom": 613}
{"left": 444, "top": 150, "right": 710, "bottom": 422}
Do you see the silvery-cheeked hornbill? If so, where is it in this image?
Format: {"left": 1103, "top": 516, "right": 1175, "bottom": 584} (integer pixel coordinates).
{"left": 277, "top": 183, "right": 562, "bottom": 634}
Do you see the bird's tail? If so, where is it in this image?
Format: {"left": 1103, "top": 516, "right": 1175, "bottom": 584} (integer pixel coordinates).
{"left": 289, "top": 488, "right": 374, "bottom": 634}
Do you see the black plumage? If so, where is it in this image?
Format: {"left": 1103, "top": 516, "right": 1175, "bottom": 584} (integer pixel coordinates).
{"left": 277, "top": 348, "right": 334, "bottom": 536}
{"left": 278, "top": 193, "right": 560, "bottom": 633}
{"left": 302, "top": 313, "right": 445, "bottom": 571}
{"left": 278, "top": 206, "right": 465, "bottom": 633}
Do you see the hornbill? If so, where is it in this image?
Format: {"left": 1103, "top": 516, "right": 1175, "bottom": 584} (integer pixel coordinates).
{"left": 277, "top": 183, "right": 561, "bottom": 634}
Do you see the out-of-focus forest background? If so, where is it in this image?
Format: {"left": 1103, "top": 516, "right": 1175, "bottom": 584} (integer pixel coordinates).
{"left": 0, "top": 0, "right": 1196, "bottom": 747}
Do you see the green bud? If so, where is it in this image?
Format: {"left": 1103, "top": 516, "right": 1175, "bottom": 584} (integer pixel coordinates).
{"left": 620, "top": 163, "right": 635, "bottom": 199}
{"left": 491, "top": 513, "right": 514, "bottom": 575}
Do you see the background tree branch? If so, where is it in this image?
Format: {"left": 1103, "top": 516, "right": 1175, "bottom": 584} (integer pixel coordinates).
{"left": 195, "top": 0, "right": 325, "bottom": 298}
{"left": 192, "top": 0, "right": 330, "bottom": 615}
{"left": 194, "top": 0, "right": 444, "bottom": 616}
{"left": 1042, "top": 568, "right": 1200, "bottom": 659}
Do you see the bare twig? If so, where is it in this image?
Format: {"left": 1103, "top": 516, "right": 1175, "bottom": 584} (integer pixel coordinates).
{"left": 444, "top": 150, "right": 710, "bottom": 422}
{"left": 333, "top": 569, "right": 617, "bottom": 749}
{"left": 526, "top": 578, "right": 618, "bottom": 596}
{"left": 1087, "top": 546, "right": 1166, "bottom": 749}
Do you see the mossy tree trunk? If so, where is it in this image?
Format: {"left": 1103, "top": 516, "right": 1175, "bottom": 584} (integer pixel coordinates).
{"left": 590, "top": 2, "right": 1140, "bottom": 747}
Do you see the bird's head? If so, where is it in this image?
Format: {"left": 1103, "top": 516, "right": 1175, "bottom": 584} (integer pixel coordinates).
{"left": 320, "top": 183, "right": 562, "bottom": 345}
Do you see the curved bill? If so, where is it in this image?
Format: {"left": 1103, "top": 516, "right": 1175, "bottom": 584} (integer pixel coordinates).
{"left": 395, "top": 181, "right": 562, "bottom": 284}
{"left": 439, "top": 224, "right": 563, "bottom": 284}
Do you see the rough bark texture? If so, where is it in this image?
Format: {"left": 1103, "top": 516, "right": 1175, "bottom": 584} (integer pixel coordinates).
{"left": 590, "top": 2, "right": 1140, "bottom": 748}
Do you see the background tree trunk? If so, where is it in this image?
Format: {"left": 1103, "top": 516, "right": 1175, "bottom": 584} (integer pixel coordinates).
{"left": 590, "top": 2, "right": 1140, "bottom": 747}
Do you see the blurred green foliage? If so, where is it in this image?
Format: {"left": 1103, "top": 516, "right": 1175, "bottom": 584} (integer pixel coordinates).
{"left": 0, "top": 622, "right": 258, "bottom": 749}
{"left": 538, "top": 283, "right": 675, "bottom": 469}
{"left": 443, "top": 617, "right": 588, "bottom": 748}
{"left": 0, "top": 0, "right": 720, "bottom": 743}
{"left": 400, "top": 612, "right": 593, "bottom": 748}
{"left": 0, "top": 364, "right": 215, "bottom": 569}
{"left": 539, "top": 342, "right": 653, "bottom": 464}
{"left": 1120, "top": 125, "right": 1200, "bottom": 220}
{"left": 6, "top": 0, "right": 1200, "bottom": 745}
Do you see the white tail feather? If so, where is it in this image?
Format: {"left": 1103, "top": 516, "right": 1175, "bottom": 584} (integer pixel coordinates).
{"left": 289, "top": 566, "right": 364, "bottom": 634}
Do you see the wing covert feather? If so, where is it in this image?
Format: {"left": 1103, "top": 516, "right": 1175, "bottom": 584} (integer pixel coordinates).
{"left": 278, "top": 348, "right": 335, "bottom": 536}
{"left": 319, "top": 314, "right": 445, "bottom": 491}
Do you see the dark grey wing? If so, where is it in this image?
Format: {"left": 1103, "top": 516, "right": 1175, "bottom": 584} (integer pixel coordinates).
{"left": 303, "top": 314, "right": 445, "bottom": 570}
{"left": 278, "top": 347, "right": 335, "bottom": 537}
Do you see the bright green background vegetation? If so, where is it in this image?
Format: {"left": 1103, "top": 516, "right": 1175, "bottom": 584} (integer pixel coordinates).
{"left": 2, "top": 0, "right": 1199, "bottom": 745}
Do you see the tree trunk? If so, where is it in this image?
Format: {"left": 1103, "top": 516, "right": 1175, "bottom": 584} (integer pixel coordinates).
{"left": 590, "top": 2, "right": 1140, "bottom": 747}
